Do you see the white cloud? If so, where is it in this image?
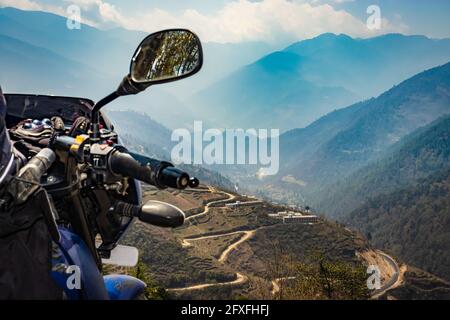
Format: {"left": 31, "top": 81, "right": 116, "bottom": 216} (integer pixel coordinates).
{"left": 123, "top": 0, "right": 407, "bottom": 43}
{"left": 0, "top": 0, "right": 41, "bottom": 10}
{"left": 1, "top": 0, "right": 408, "bottom": 43}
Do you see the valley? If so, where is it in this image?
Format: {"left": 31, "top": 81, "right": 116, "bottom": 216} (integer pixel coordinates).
{"left": 118, "top": 184, "right": 450, "bottom": 300}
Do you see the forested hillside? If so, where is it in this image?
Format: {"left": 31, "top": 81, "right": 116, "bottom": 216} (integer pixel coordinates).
{"left": 317, "top": 114, "right": 450, "bottom": 217}
{"left": 344, "top": 170, "right": 450, "bottom": 281}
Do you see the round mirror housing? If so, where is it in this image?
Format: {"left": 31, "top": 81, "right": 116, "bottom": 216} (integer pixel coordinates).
{"left": 130, "top": 29, "right": 203, "bottom": 85}
{"left": 90, "top": 29, "right": 203, "bottom": 130}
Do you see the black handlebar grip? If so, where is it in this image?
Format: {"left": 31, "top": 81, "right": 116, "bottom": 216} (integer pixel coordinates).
{"left": 109, "top": 150, "right": 190, "bottom": 189}
{"left": 159, "top": 167, "right": 190, "bottom": 190}
{"left": 109, "top": 150, "right": 160, "bottom": 186}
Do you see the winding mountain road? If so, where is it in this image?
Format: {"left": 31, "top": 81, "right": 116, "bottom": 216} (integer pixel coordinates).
{"left": 370, "top": 250, "right": 402, "bottom": 298}
{"left": 167, "top": 272, "right": 247, "bottom": 292}
{"left": 182, "top": 230, "right": 256, "bottom": 262}
{"left": 270, "top": 250, "right": 402, "bottom": 298}
{"left": 184, "top": 187, "right": 236, "bottom": 222}
{"left": 168, "top": 189, "right": 255, "bottom": 292}
{"left": 218, "top": 231, "right": 255, "bottom": 263}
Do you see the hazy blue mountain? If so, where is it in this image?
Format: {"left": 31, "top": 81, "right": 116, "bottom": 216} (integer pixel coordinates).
{"left": 316, "top": 113, "right": 450, "bottom": 218}
{"left": 191, "top": 33, "right": 450, "bottom": 131}
{"left": 190, "top": 50, "right": 357, "bottom": 130}
{"left": 167, "top": 41, "right": 274, "bottom": 99}
{"left": 285, "top": 33, "right": 450, "bottom": 97}
{"left": 267, "top": 61, "right": 450, "bottom": 206}
{"left": 0, "top": 33, "right": 105, "bottom": 96}
{"left": 0, "top": 7, "right": 138, "bottom": 80}
{"left": 0, "top": 7, "right": 136, "bottom": 102}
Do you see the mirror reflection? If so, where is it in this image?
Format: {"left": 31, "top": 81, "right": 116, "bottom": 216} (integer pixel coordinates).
{"left": 131, "top": 30, "right": 202, "bottom": 84}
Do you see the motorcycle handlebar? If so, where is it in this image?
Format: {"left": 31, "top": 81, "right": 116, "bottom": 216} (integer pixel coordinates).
{"left": 109, "top": 150, "right": 191, "bottom": 190}
{"left": 52, "top": 135, "right": 197, "bottom": 189}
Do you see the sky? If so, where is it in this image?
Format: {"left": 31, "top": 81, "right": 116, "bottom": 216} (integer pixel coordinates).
{"left": 1, "top": 0, "right": 449, "bottom": 44}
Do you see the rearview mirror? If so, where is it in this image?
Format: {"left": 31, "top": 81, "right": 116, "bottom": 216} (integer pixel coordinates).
{"left": 130, "top": 29, "right": 203, "bottom": 85}
{"left": 91, "top": 29, "right": 203, "bottom": 131}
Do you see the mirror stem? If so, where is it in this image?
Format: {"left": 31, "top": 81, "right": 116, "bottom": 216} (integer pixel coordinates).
{"left": 92, "top": 91, "right": 120, "bottom": 124}
{"left": 90, "top": 91, "right": 120, "bottom": 142}
{"left": 89, "top": 75, "right": 151, "bottom": 142}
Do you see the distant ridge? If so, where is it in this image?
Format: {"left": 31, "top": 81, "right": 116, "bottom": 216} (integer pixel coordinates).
{"left": 191, "top": 33, "right": 450, "bottom": 131}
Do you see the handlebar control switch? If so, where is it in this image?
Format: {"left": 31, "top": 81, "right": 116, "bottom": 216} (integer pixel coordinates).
{"left": 90, "top": 143, "right": 115, "bottom": 170}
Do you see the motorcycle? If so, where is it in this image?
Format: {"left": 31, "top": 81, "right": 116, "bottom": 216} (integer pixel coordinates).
{"left": 3, "top": 29, "right": 203, "bottom": 300}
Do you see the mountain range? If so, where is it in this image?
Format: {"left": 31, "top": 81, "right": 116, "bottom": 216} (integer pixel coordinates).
{"left": 267, "top": 61, "right": 450, "bottom": 200}
{"left": 190, "top": 33, "right": 450, "bottom": 131}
